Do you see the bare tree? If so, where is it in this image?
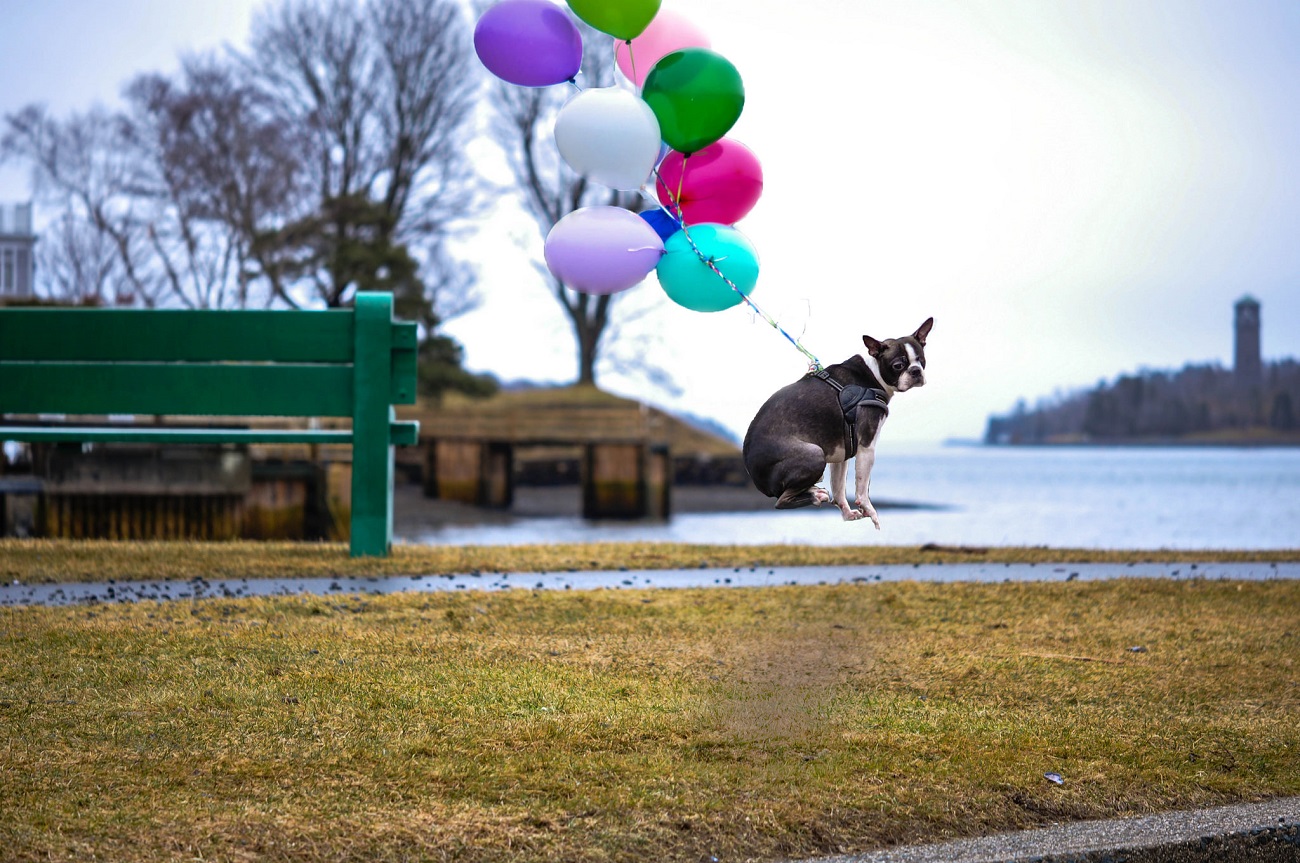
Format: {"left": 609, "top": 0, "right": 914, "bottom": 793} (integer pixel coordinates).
{"left": 3, "top": 0, "right": 492, "bottom": 396}
{"left": 34, "top": 211, "right": 123, "bottom": 304}
{"left": 2, "top": 60, "right": 301, "bottom": 310}
{"left": 119, "top": 58, "right": 307, "bottom": 309}
{"left": 2, "top": 105, "right": 165, "bottom": 305}
{"left": 487, "top": 30, "right": 647, "bottom": 386}
{"left": 244, "top": 0, "right": 483, "bottom": 310}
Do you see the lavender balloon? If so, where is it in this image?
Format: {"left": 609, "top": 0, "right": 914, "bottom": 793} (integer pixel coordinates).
{"left": 544, "top": 207, "right": 665, "bottom": 295}
{"left": 475, "top": 0, "right": 583, "bottom": 87}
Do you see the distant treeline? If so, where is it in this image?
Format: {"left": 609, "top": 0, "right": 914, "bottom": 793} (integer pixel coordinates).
{"left": 985, "top": 360, "right": 1300, "bottom": 444}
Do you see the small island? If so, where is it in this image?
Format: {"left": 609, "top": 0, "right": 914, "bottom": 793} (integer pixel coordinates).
{"left": 986, "top": 296, "right": 1300, "bottom": 446}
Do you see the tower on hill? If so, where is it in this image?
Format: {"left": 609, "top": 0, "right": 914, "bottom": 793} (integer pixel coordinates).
{"left": 1234, "top": 295, "right": 1261, "bottom": 383}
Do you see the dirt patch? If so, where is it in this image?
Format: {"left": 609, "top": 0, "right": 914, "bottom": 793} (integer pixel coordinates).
{"left": 717, "top": 624, "right": 874, "bottom": 746}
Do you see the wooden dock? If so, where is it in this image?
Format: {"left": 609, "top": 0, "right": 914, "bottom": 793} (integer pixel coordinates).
{"left": 409, "top": 395, "right": 673, "bottom": 519}
{"left": 1, "top": 387, "right": 744, "bottom": 538}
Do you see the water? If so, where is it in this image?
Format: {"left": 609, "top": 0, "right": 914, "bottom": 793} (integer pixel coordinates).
{"left": 401, "top": 445, "right": 1300, "bottom": 550}
{"left": 8, "top": 445, "right": 1296, "bottom": 607}
{"left": 5, "top": 561, "right": 1297, "bottom": 608}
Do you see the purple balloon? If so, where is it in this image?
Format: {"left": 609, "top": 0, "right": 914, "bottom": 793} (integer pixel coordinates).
{"left": 474, "top": 0, "right": 583, "bottom": 88}
{"left": 545, "top": 207, "right": 665, "bottom": 295}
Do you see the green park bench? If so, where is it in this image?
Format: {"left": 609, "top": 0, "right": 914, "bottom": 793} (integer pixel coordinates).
{"left": 0, "top": 291, "right": 419, "bottom": 556}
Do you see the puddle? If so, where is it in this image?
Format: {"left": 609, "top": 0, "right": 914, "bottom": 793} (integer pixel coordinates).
{"left": 2, "top": 561, "right": 1297, "bottom": 607}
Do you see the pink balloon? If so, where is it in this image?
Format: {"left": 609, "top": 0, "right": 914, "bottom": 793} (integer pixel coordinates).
{"left": 544, "top": 207, "right": 665, "bottom": 295}
{"left": 655, "top": 138, "right": 763, "bottom": 226}
{"left": 615, "top": 10, "right": 711, "bottom": 88}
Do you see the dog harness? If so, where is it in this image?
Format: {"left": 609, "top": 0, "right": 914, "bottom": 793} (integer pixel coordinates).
{"left": 809, "top": 369, "right": 889, "bottom": 455}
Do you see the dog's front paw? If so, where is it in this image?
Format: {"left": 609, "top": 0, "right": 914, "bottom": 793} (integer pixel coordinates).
{"left": 855, "top": 498, "right": 882, "bottom": 530}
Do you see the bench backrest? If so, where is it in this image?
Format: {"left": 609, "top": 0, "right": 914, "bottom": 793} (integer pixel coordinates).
{"left": 0, "top": 293, "right": 417, "bottom": 418}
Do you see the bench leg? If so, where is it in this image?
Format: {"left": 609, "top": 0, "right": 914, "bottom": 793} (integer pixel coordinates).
{"left": 351, "top": 293, "right": 399, "bottom": 557}
{"left": 351, "top": 431, "right": 394, "bottom": 557}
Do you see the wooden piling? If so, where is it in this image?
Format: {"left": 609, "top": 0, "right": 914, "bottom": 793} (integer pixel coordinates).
{"left": 427, "top": 440, "right": 486, "bottom": 504}
{"left": 583, "top": 443, "right": 646, "bottom": 520}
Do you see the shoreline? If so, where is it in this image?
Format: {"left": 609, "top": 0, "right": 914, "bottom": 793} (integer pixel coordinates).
{"left": 983, "top": 437, "right": 1300, "bottom": 448}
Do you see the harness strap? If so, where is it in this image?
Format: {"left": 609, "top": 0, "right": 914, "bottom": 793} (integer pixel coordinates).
{"left": 809, "top": 370, "right": 889, "bottom": 455}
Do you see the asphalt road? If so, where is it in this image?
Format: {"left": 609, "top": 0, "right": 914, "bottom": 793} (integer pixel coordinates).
{"left": 796, "top": 796, "right": 1300, "bottom": 863}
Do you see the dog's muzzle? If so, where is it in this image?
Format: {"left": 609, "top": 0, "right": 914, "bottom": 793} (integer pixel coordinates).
{"left": 897, "top": 367, "right": 925, "bottom": 391}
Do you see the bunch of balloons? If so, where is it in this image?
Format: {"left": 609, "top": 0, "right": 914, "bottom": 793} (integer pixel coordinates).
{"left": 474, "top": 0, "right": 764, "bottom": 313}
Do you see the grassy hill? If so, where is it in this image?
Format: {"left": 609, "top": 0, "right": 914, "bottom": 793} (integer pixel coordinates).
{"left": 399, "top": 384, "right": 742, "bottom": 459}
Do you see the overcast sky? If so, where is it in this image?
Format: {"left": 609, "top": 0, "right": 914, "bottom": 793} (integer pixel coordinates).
{"left": 3, "top": 0, "right": 1298, "bottom": 444}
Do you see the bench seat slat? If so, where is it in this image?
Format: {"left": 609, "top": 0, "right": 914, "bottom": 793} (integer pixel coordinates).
{"left": 0, "top": 362, "right": 354, "bottom": 417}
{"left": 0, "top": 421, "right": 419, "bottom": 446}
{"left": 0, "top": 309, "right": 355, "bottom": 363}
{"left": 0, "top": 427, "right": 355, "bottom": 444}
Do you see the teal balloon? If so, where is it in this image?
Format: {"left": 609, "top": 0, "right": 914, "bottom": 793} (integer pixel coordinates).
{"left": 641, "top": 48, "right": 744, "bottom": 155}
{"left": 656, "top": 224, "right": 759, "bottom": 313}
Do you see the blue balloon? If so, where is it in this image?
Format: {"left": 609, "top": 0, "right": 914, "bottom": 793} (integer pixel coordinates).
{"left": 639, "top": 209, "right": 681, "bottom": 242}
{"left": 655, "top": 223, "right": 759, "bottom": 313}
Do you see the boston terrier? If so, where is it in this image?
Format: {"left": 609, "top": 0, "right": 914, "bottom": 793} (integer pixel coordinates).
{"left": 742, "top": 318, "right": 933, "bottom": 528}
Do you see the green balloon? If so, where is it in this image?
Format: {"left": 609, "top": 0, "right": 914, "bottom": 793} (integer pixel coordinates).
{"left": 641, "top": 48, "right": 745, "bottom": 155}
{"left": 566, "top": 0, "right": 660, "bottom": 41}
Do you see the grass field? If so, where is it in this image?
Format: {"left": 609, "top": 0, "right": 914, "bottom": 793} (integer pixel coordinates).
{"left": 2, "top": 542, "right": 1299, "bottom": 862}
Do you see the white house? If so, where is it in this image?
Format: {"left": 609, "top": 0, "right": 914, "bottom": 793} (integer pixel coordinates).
{"left": 0, "top": 202, "right": 36, "bottom": 299}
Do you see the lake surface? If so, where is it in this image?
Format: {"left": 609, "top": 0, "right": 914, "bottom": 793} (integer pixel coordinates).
{"left": 400, "top": 445, "right": 1300, "bottom": 550}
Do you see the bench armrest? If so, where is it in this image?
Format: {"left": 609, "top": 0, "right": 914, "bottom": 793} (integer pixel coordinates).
{"left": 390, "top": 420, "right": 420, "bottom": 447}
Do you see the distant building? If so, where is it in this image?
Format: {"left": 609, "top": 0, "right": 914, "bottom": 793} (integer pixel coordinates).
{"left": 1234, "top": 295, "right": 1262, "bottom": 384}
{"left": 0, "top": 202, "right": 36, "bottom": 299}
{"left": 985, "top": 295, "right": 1299, "bottom": 444}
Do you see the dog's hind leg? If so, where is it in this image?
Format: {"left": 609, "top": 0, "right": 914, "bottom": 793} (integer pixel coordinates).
{"left": 775, "top": 486, "right": 830, "bottom": 508}
{"left": 771, "top": 443, "right": 830, "bottom": 509}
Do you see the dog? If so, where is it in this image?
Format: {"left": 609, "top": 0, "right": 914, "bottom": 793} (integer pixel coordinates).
{"left": 742, "top": 318, "right": 932, "bottom": 528}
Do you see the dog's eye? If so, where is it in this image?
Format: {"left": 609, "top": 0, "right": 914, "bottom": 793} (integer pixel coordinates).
{"left": 891, "top": 360, "right": 906, "bottom": 372}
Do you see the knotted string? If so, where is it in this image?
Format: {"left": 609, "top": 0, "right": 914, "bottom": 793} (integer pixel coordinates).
{"left": 651, "top": 163, "right": 824, "bottom": 372}
{"left": 573, "top": 42, "right": 825, "bottom": 372}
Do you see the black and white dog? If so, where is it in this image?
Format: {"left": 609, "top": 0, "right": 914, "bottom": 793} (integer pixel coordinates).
{"left": 742, "top": 318, "right": 933, "bottom": 528}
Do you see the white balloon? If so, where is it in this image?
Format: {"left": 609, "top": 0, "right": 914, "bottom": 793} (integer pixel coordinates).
{"left": 554, "top": 87, "right": 662, "bottom": 191}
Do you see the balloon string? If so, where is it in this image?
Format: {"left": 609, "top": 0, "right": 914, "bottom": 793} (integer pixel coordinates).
{"left": 682, "top": 224, "right": 824, "bottom": 371}
{"left": 650, "top": 166, "right": 823, "bottom": 372}
{"left": 562, "top": 38, "right": 819, "bottom": 369}
{"left": 673, "top": 162, "right": 685, "bottom": 221}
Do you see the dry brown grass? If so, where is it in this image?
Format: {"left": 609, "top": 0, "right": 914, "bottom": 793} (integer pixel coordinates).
{"left": 3, "top": 574, "right": 1298, "bottom": 862}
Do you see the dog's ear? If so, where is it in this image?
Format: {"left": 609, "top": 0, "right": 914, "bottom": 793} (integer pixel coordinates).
{"left": 913, "top": 317, "right": 934, "bottom": 345}
{"left": 862, "top": 335, "right": 884, "bottom": 356}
